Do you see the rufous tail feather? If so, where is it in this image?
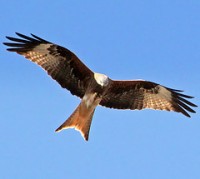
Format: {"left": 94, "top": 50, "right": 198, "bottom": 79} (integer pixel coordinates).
{"left": 55, "top": 101, "right": 96, "bottom": 141}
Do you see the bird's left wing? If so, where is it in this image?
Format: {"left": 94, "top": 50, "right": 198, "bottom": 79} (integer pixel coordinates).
{"left": 100, "top": 80, "right": 197, "bottom": 117}
{"left": 4, "top": 33, "right": 93, "bottom": 98}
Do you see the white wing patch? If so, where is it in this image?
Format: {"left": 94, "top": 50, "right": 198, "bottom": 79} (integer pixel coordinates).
{"left": 158, "top": 85, "right": 172, "bottom": 101}
{"left": 33, "top": 44, "right": 52, "bottom": 52}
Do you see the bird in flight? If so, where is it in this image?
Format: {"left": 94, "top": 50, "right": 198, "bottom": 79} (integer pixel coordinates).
{"left": 3, "top": 33, "right": 197, "bottom": 141}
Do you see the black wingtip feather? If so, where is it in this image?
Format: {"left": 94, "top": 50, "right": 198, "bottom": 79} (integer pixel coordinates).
{"left": 6, "top": 36, "right": 24, "bottom": 42}
{"left": 170, "top": 89, "right": 197, "bottom": 118}
{"left": 30, "top": 33, "right": 48, "bottom": 42}
{"left": 15, "top": 32, "right": 37, "bottom": 42}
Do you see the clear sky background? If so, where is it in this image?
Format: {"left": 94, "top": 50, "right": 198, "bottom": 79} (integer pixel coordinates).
{"left": 1, "top": 1, "right": 200, "bottom": 179}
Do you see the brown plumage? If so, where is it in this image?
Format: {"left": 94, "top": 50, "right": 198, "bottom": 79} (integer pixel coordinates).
{"left": 3, "top": 33, "right": 197, "bottom": 141}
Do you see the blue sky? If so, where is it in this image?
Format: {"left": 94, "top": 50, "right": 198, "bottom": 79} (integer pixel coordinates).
{"left": 1, "top": 1, "right": 200, "bottom": 179}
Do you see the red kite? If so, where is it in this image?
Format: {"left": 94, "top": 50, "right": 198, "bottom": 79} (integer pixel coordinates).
{"left": 4, "top": 33, "right": 197, "bottom": 141}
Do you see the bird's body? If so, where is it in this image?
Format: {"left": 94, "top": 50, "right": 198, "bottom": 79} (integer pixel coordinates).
{"left": 3, "top": 33, "right": 197, "bottom": 141}
{"left": 56, "top": 72, "right": 109, "bottom": 140}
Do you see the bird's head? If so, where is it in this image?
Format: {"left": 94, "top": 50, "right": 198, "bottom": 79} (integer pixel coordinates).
{"left": 94, "top": 72, "right": 109, "bottom": 87}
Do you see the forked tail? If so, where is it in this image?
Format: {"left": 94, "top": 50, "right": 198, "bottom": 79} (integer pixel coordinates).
{"left": 55, "top": 101, "right": 96, "bottom": 141}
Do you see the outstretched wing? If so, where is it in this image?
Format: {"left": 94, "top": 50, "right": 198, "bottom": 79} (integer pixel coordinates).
{"left": 100, "top": 80, "right": 197, "bottom": 117}
{"left": 3, "top": 33, "right": 93, "bottom": 98}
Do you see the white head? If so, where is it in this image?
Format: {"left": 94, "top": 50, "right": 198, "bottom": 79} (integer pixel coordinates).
{"left": 94, "top": 72, "right": 109, "bottom": 87}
